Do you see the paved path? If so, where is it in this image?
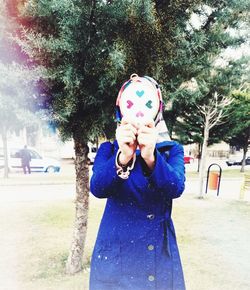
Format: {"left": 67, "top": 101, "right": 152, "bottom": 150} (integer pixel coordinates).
{"left": 185, "top": 178, "right": 250, "bottom": 201}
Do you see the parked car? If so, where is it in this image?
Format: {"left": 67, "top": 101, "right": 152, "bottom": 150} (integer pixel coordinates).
{"left": 184, "top": 155, "right": 195, "bottom": 164}
{"left": 59, "top": 140, "right": 97, "bottom": 165}
{"left": 226, "top": 156, "right": 250, "bottom": 166}
{"left": 0, "top": 147, "right": 61, "bottom": 173}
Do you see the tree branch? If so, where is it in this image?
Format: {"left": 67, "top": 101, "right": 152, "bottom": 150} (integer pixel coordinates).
{"left": 86, "top": 0, "right": 97, "bottom": 48}
{"left": 196, "top": 91, "right": 233, "bottom": 130}
{"left": 201, "top": 2, "right": 227, "bottom": 31}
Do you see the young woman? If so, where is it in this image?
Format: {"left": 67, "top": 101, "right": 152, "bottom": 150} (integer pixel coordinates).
{"left": 90, "top": 75, "right": 186, "bottom": 290}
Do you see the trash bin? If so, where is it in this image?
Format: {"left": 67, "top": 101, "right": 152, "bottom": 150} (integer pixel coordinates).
{"left": 208, "top": 172, "right": 219, "bottom": 190}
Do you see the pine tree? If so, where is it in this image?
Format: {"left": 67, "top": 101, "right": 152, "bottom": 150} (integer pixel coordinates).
{"left": 15, "top": 0, "right": 249, "bottom": 273}
{"left": 224, "top": 91, "right": 250, "bottom": 172}
{"left": 16, "top": 0, "right": 135, "bottom": 274}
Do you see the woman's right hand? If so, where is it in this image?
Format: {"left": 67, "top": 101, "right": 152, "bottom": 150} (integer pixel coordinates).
{"left": 115, "top": 117, "right": 138, "bottom": 165}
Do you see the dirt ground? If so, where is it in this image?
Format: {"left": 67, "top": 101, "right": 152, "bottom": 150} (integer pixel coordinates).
{"left": 0, "top": 179, "right": 250, "bottom": 290}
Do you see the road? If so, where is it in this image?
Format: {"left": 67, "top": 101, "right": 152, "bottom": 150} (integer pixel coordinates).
{"left": 0, "top": 177, "right": 247, "bottom": 203}
{"left": 0, "top": 184, "right": 75, "bottom": 202}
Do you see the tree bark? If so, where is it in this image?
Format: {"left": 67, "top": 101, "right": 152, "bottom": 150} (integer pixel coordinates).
{"left": 1, "top": 126, "right": 9, "bottom": 178}
{"left": 240, "top": 146, "right": 248, "bottom": 173}
{"left": 198, "top": 119, "right": 209, "bottom": 198}
{"left": 197, "top": 143, "right": 201, "bottom": 173}
{"left": 66, "top": 138, "right": 89, "bottom": 274}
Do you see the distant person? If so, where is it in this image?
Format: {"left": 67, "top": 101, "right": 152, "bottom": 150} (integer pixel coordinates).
{"left": 20, "top": 145, "right": 31, "bottom": 174}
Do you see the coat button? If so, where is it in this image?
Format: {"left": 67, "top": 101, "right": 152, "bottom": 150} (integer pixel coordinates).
{"left": 147, "top": 214, "right": 155, "bottom": 220}
{"left": 148, "top": 244, "right": 154, "bottom": 251}
{"left": 148, "top": 275, "right": 155, "bottom": 282}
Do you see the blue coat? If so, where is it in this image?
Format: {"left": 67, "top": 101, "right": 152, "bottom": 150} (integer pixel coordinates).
{"left": 90, "top": 140, "right": 186, "bottom": 290}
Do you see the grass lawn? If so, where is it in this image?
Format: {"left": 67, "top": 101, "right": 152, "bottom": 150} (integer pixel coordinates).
{"left": 15, "top": 198, "right": 104, "bottom": 290}
{"left": 173, "top": 194, "right": 250, "bottom": 290}
{"left": 1, "top": 190, "right": 250, "bottom": 290}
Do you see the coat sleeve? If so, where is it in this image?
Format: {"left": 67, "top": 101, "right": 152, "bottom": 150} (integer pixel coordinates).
{"left": 90, "top": 142, "right": 125, "bottom": 198}
{"left": 140, "top": 143, "right": 185, "bottom": 199}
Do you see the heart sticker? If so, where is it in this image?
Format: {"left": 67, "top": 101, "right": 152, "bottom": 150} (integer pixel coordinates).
{"left": 136, "top": 111, "right": 144, "bottom": 117}
{"left": 145, "top": 100, "right": 153, "bottom": 109}
{"left": 136, "top": 90, "right": 144, "bottom": 97}
{"left": 127, "top": 100, "right": 134, "bottom": 109}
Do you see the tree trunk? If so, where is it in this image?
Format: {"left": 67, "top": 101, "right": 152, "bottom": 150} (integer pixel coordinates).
{"left": 197, "top": 143, "right": 202, "bottom": 173}
{"left": 66, "top": 138, "right": 89, "bottom": 274}
{"left": 198, "top": 120, "right": 209, "bottom": 198}
{"left": 1, "top": 127, "right": 9, "bottom": 178}
{"left": 240, "top": 146, "right": 248, "bottom": 173}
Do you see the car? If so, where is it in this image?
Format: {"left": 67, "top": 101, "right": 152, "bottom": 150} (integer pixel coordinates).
{"left": 0, "top": 147, "right": 61, "bottom": 173}
{"left": 226, "top": 156, "right": 250, "bottom": 166}
{"left": 184, "top": 155, "right": 195, "bottom": 164}
{"left": 59, "top": 140, "right": 97, "bottom": 165}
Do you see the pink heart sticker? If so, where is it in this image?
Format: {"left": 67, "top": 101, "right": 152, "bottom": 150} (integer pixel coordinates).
{"left": 127, "top": 100, "right": 134, "bottom": 109}
{"left": 136, "top": 111, "right": 144, "bottom": 117}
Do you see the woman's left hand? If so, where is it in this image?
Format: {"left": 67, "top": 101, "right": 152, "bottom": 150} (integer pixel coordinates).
{"left": 137, "top": 120, "right": 157, "bottom": 169}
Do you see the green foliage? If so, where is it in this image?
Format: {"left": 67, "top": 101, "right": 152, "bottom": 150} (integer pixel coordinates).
{"left": 16, "top": 0, "right": 250, "bottom": 143}
{"left": 171, "top": 56, "right": 249, "bottom": 145}
{"left": 164, "top": 0, "right": 249, "bottom": 143}
{"left": 18, "top": 1, "right": 127, "bottom": 141}
{"left": 223, "top": 91, "right": 250, "bottom": 150}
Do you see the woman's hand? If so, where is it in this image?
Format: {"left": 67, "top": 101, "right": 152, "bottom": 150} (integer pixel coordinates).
{"left": 137, "top": 119, "right": 157, "bottom": 170}
{"left": 115, "top": 117, "right": 138, "bottom": 165}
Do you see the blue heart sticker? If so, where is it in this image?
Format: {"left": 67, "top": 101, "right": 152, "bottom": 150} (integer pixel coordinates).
{"left": 136, "top": 90, "right": 144, "bottom": 97}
